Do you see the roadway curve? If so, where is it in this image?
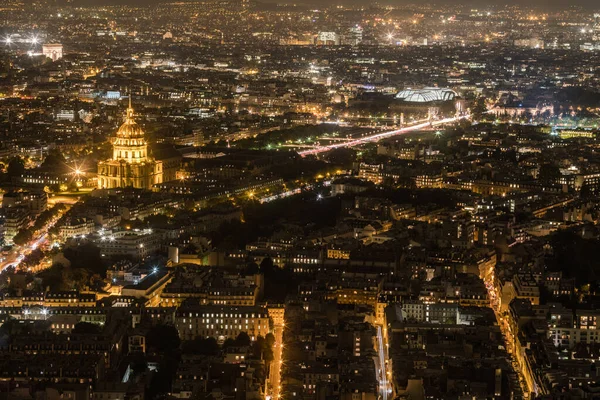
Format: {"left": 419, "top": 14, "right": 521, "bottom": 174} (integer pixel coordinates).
{"left": 298, "top": 115, "right": 470, "bottom": 157}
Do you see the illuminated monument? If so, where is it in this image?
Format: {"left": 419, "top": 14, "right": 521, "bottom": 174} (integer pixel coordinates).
{"left": 42, "top": 43, "right": 63, "bottom": 62}
{"left": 97, "top": 100, "right": 168, "bottom": 189}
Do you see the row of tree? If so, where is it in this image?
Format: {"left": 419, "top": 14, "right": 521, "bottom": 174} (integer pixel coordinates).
{"left": 13, "top": 203, "right": 67, "bottom": 246}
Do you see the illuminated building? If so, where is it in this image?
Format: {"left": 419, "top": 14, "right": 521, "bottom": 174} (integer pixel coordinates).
{"left": 160, "top": 286, "right": 260, "bottom": 307}
{"left": 0, "top": 291, "right": 96, "bottom": 308}
{"left": 42, "top": 43, "right": 63, "bottom": 61}
{"left": 513, "top": 38, "right": 544, "bottom": 49}
{"left": 415, "top": 174, "right": 443, "bottom": 188}
{"left": 2, "top": 208, "right": 29, "bottom": 245}
{"left": 97, "top": 100, "right": 176, "bottom": 189}
{"left": 358, "top": 163, "right": 383, "bottom": 184}
{"left": 317, "top": 32, "right": 339, "bottom": 45}
{"left": 393, "top": 88, "right": 458, "bottom": 117}
{"left": 174, "top": 304, "right": 270, "bottom": 342}
{"left": 326, "top": 248, "right": 351, "bottom": 260}
{"left": 554, "top": 129, "right": 594, "bottom": 139}
{"left": 395, "top": 88, "right": 457, "bottom": 103}
{"left": 97, "top": 230, "right": 162, "bottom": 260}
{"left": 54, "top": 109, "right": 75, "bottom": 121}
{"left": 59, "top": 218, "right": 95, "bottom": 239}
{"left": 326, "top": 277, "right": 381, "bottom": 307}
{"left": 121, "top": 270, "right": 172, "bottom": 307}
{"left": 343, "top": 25, "right": 363, "bottom": 46}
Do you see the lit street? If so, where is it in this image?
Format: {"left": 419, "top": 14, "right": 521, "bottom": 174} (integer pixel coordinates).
{"left": 377, "top": 326, "right": 391, "bottom": 400}
{"left": 483, "top": 275, "right": 533, "bottom": 398}
{"left": 298, "top": 115, "right": 470, "bottom": 156}
{"left": 268, "top": 324, "right": 284, "bottom": 399}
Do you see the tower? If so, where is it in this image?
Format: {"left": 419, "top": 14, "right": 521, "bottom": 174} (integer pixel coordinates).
{"left": 97, "top": 99, "right": 164, "bottom": 189}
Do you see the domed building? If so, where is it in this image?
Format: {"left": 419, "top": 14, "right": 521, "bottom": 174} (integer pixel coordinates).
{"left": 395, "top": 87, "right": 457, "bottom": 103}
{"left": 392, "top": 87, "right": 459, "bottom": 118}
{"left": 97, "top": 101, "right": 177, "bottom": 189}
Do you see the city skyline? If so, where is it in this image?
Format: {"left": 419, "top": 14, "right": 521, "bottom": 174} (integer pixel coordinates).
{"left": 0, "top": 0, "right": 599, "bottom": 399}
{"left": 63, "top": 0, "right": 600, "bottom": 8}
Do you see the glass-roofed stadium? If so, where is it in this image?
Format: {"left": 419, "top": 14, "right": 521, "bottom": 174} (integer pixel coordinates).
{"left": 395, "top": 87, "right": 457, "bottom": 103}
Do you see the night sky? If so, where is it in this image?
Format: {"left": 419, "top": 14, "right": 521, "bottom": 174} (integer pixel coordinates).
{"left": 63, "top": 0, "right": 600, "bottom": 9}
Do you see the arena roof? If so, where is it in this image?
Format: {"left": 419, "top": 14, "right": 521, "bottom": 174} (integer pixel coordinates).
{"left": 395, "top": 87, "right": 457, "bottom": 103}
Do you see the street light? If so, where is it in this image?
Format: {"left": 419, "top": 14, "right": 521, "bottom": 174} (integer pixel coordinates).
{"left": 386, "top": 32, "right": 394, "bottom": 44}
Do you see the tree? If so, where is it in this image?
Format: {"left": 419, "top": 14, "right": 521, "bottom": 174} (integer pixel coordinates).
{"left": 472, "top": 97, "right": 488, "bottom": 120}
{"left": 234, "top": 332, "right": 251, "bottom": 347}
{"left": 32, "top": 204, "right": 66, "bottom": 231}
{"left": 48, "top": 225, "right": 60, "bottom": 237}
{"left": 130, "top": 353, "right": 148, "bottom": 376}
{"left": 12, "top": 228, "right": 34, "bottom": 246}
{"left": 539, "top": 163, "right": 561, "bottom": 184}
{"left": 263, "top": 263, "right": 298, "bottom": 303}
{"left": 144, "top": 214, "right": 170, "bottom": 228}
{"left": 146, "top": 324, "right": 181, "bottom": 354}
{"left": 581, "top": 183, "right": 595, "bottom": 198}
{"left": 323, "top": 148, "right": 357, "bottom": 167}
{"left": 40, "top": 149, "right": 67, "bottom": 171}
{"left": 265, "top": 333, "right": 275, "bottom": 348}
{"left": 6, "top": 157, "right": 24, "bottom": 179}
{"left": 259, "top": 257, "right": 275, "bottom": 274}
{"left": 62, "top": 267, "right": 90, "bottom": 290}
{"left": 182, "top": 337, "right": 219, "bottom": 356}
{"left": 244, "top": 262, "right": 259, "bottom": 275}
{"left": 547, "top": 230, "right": 600, "bottom": 286}
{"left": 22, "top": 249, "right": 45, "bottom": 267}
{"left": 63, "top": 243, "right": 104, "bottom": 276}
{"left": 148, "top": 350, "right": 179, "bottom": 396}
{"left": 73, "top": 322, "right": 102, "bottom": 334}
{"left": 0, "top": 266, "right": 15, "bottom": 288}
{"left": 252, "top": 335, "right": 274, "bottom": 362}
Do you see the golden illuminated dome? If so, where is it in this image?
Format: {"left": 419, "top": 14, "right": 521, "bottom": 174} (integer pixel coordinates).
{"left": 116, "top": 105, "right": 145, "bottom": 138}
{"left": 111, "top": 99, "right": 149, "bottom": 163}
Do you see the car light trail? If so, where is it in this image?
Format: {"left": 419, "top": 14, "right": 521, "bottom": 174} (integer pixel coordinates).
{"left": 377, "top": 326, "right": 389, "bottom": 400}
{"left": 298, "top": 115, "right": 469, "bottom": 157}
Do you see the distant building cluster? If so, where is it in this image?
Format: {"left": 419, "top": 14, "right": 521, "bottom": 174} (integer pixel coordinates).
{"left": 0, "top": 1, "right": 599, "bottom": 400}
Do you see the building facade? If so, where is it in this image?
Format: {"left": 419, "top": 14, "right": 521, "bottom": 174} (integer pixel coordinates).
{"left": 174, "top": 305, "right": 270, "bottom": 342}
{"left": 97, "top": 102, "right": 164, "bottom": 190}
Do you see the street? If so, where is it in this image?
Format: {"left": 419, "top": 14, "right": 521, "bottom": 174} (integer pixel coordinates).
{"left": 483, "top": 274, "right": 533, "bottom": 398}
{"left": 0, "top": 204, "right": 67, "bottom": 274}
{"left": 298, "top": 114, "right": 470, "bottom": 157}
{"left": 377, "top": 325, "right": 391, "bottom": 400}
{"left": 268, "top": 324, "right": 284, "bottom": 399}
